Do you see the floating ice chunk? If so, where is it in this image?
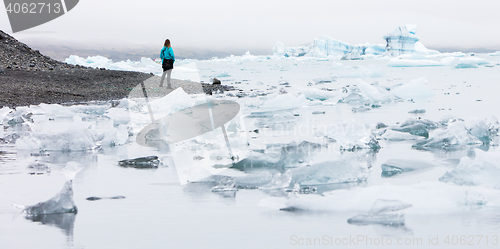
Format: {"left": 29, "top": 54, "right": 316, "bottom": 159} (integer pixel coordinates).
{"left": 439, "top": 150, "right": 500, "bottom": 188}
{"left": 378, "top": 129, "right": 425, "bottom": 141}
{"left": 355, "top": 79, "right": 397, "bottom": 103}
{"left": 148, "top": 88, "right": 196, "bottom": 116}
{"left": 348, "top": 199, "right": 412, "bottom": 226}
{"left": 400, "top": 118, "right": 439, "bottom": 130}
{"left": 23, "top": 181, "right": 78, "bottom": 216}
{"left": 291, "top": 159, "right": 370, "bottom": 185}
{"left": 392, "top": 123, "right": 430, "bottom": 138}
{"left": 408, "top": 109, "right": 426, "bottom": 114}
{"left": 301, "top": 88, "right": 337, "bottom": 101}
{"left": 233, "top": 171, "right": 274, "bottom": 189}
{"left": 451, "top": 57, "right": 492, "bottom": 68}
{"left": 465, "top": 118, "right": 492, "bottom": 144}
{"left": 348, "top": 214, "right": 406, "bottom": 226}
{"left": 260, "top": 171, "right": 293, "bottom": 189}
{"left": 329, "top": 122, "right": 380, "bottom": 151}
{"left": 381, "top": 159, "right": 436, "bottom": 177}
{"left": 104, "top": 107, "right": 130, "bottom": 126}
{"left": 118, "top": 156, "right": 160, "bottom": 168}
{"left": 277, "top": 141, "right": 326, "bottom": 168}
{"left": 387, "top": 58, "right": 443, "bottom": 67}
{"left": 256, "top": 93, "right": 308, "bottom": 112}
{"left": 390, "top": 78, "right": 434, "bottom": 100}
{"left": 230, "top": 151, "right": 280, "bottom": 172}
{"left": 413, "top": 121, "right": 482, "bottom": 149}
{"left": 100, "top": 124, "right": 129, "bottom": 147}
{"left": 0, "top": 106, "right": 12, "bottom": 120}
{"left": 18, "top": 116, "right": 96, "bottom": 152}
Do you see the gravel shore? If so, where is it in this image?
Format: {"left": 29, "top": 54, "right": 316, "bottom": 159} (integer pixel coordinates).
{"left": 0, "top": 30, "right": 234, "bottom": 108}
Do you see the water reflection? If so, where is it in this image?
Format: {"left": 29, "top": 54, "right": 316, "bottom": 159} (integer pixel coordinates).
{"left": 26, "top": 213, "right": 76, "bottom": 237}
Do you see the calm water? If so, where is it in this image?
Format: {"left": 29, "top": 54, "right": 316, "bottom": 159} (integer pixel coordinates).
{"left": 2, "top": 54, "right": 500, "bottom": 248}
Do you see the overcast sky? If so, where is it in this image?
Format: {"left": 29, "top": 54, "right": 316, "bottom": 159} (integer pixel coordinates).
{"left": 1, "top": 0, "right": 499, "bottom": 52}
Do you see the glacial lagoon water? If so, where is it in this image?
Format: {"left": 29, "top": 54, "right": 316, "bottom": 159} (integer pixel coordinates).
{"left": 2, "top": 53, "right": 500, "bottom": 248}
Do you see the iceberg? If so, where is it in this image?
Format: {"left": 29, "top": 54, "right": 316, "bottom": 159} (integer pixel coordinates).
{"left": 23, "top": 181, "right": 78, "bottom": 216}
{"left": 273, "top": 37, "right": 385, "bottom": 58}
{"left": 381, "top": 159, "right": 436, "bottom": 177}
{"left": 274, "top": 25, "right": 441, "bottom": 58}
{"left": 383, "top": 25, "right": 419, "bottom": 56}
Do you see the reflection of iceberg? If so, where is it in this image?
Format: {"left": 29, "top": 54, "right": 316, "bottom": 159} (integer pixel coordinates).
{"left": 26, "top": 213, "right": 76, "bottom": 237}
{"left": 23, "top": 181, "right": 78, "bottom": 215}
{"left": 348, "top": 199, "right": 412, "bottom": 226}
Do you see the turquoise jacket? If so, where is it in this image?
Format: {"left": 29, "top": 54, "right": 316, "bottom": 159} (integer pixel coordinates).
{"left": 160, "top": 46, "right": 175, "bottom": 62}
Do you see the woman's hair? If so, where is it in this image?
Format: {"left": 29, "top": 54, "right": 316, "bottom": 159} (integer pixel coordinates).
{"left": 164, "top": 39, "right": 171, "bottom": 47}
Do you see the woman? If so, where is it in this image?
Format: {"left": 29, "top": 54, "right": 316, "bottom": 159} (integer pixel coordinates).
{"left": 160, "top": 39, "right": 175, "bottom": 88}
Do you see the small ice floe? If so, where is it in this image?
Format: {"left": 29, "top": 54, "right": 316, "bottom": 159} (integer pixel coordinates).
{"left": 347, "top": 199, "right": 412, "bottom": 226}
{"left": 354, "top": 79, "right": 398, "bottom": 104}
{"left": 290, "top": 158, "right": 370, "bottom": 186}
{"left": 22, "top": 181, "right": 78, "bottom": 216}
{"left": 118, "top": 156, "right": 160, "bottom": 168}
{"left": 381, "top": 159, "right": 436, "bottom": 177}
{"left": 408, "top": 109, "right": 425, "bottom": 114}
{"left": 352, "top": 106, "right": 371, "bottom": 113}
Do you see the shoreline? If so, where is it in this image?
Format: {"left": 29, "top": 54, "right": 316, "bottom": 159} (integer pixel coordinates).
{"left": 0, "top": 67, "right": 153, "bottom": 108}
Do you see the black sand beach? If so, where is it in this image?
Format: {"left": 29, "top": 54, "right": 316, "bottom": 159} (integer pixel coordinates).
{"left": 0, "top": 30, "right": 153, "bottom": 107}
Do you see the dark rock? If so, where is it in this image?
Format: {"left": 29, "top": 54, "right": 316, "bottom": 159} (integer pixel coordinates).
{"left": 213, "top": 78, "right": 221, "bottom": 85}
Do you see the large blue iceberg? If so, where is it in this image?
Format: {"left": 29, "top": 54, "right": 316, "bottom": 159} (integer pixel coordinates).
{"left": 273, "top": 25, "right": 437, "bottom": 58}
